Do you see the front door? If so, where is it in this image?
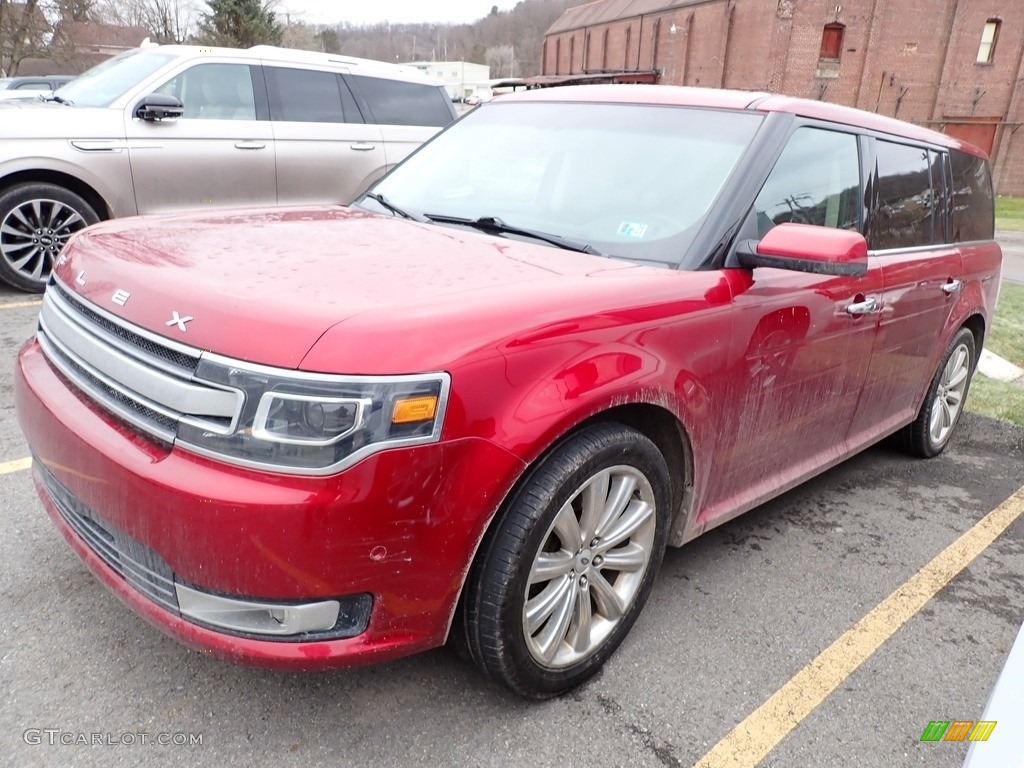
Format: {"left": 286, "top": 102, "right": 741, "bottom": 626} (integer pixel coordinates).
{"left": 701, "top": 125, "right": 881, "bottom": 525}
{"left": 125, "top": 62, "right": 277, "bottom": 215}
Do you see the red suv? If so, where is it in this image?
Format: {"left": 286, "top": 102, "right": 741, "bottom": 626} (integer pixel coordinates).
{"left": 15, "top": 85, "right": 1002, "bottom": 698}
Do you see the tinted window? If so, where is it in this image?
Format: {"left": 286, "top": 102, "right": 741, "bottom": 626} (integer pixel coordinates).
{"left": 266, "top": 67, "right": 359, "bottom": 123}
{"left": 156, "top": 63, "right": 256, "bottom": 120}
{"left": 350, "top": 76, "right": 453, "bottom": 127}
{"left": 950, "top": 150, "right": 995, "bottom": 242}
{"left": 755, "top": 127, "right": 861, "bottom": 236}
{"left": 14, "top": 81, "right": 49, "bottom": 90}
{"left": 872, "top": 141, "right": 937, "bottom": 249}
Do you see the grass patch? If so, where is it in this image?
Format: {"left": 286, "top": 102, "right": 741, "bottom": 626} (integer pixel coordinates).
{"left": 966, "top": 282, "right": 1024, "bottom": 426}
{"left": 984, "top": 282, "right": 1024, "bottom": 368}
{"left": 967, "top": 376, "right": 1024, "bottom": 426}
{"left": 996, "top": 196, "right": 1024, "bottom": 231}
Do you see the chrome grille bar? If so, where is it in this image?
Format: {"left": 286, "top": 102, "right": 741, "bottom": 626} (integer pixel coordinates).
{"left": 37, "top": 280, "right": 243, "bottom": 443}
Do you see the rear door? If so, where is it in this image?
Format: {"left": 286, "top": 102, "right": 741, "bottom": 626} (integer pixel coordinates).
{"left": 264, "top": 65, "right": 386, "bottom": 205}
{"left": 125, "top": 62, "right": 277, "bottom": 214}
{"left": 847, "top": 140, "right": 963, "bottom": 439}
{"left": 345, "top": 74, "right": 455, "bottom": 171}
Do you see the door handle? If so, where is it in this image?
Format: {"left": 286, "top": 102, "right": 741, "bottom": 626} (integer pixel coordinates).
{"left": 846, "top": 296, "right": 878, "bottom": 316}
{"left": 350, "top": 143, "right": 376, "bottom": 151}
{"left": 941, "top": 279, "right": 963, "bottom": 295}
{"left": 234, "top": 141, "right": 266, "bottom": 150}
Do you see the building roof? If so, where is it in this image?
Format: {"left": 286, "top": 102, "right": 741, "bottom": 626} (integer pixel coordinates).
{"left": 55, "top": 22, "right": 150, "bottom": 50}
{"left": 547, "top": 0, "right": 707, "bottom": 34}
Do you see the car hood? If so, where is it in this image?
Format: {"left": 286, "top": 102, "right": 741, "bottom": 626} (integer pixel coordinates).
{"left": 0, "top": 102, "right": 120, "bottom": 138}
{"left": 53, "top": 206, "right": 645, "bottom": 371}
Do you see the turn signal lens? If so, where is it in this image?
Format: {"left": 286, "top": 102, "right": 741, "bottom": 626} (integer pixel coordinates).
{"left": 392, "top": 395, "right": 438, "bottom": 424}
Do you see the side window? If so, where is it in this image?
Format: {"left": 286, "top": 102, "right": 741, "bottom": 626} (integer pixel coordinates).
{"left": 156, "top": 63, "right": 256, "bottom": 120}
{"left": 15, "top": 81, "right": 49, "bottom": 90}
{"left": 950, "top": 150, "right": 995, "bottom": 242}
{"left": 350, "top": 76, "right": 453, "bottom": 127}
{"left": 873, "top": 141, "right": 937, "bottom": 250}
{"left": 265, "top": 66, "right": 360, "bottom": 123}
{"left": 754, "top": 127, "right": 861, "bottom": 236}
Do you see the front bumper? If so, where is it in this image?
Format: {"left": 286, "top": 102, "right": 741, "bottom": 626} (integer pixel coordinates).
{"left": 16, "top": 338, "right": 525, "bottom": 668}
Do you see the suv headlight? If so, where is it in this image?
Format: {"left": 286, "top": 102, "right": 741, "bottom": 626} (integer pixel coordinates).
{"left": 175, "top": 354, "right": 450, "bottom": 475}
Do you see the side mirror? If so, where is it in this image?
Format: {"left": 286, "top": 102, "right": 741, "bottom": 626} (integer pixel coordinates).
{"left": 134, "top": 93, "right": 184, "bottom": 122}
{"left": 736, "top": 223, "right": 868, "bottom": 277}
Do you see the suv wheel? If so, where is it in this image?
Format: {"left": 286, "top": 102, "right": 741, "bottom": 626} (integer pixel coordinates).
{"left": 459, "top": 423, "right": 672, "bottom": 698}
{"left": 0, "top": 183, "right": 99, "bottom": 292}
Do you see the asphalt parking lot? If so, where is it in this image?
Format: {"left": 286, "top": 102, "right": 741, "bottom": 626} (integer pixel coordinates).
{"left": 1, "top": 281, "right": 1023, "bottom": 768}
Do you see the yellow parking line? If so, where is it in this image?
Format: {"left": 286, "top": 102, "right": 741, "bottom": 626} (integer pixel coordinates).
{"left": 695, "top": 484, "right": 1024, "bottom": 768}
{"left": 0, "top": 300, "right": 42, "bottom": 310}
{"left": 0, "top": 457, "right": 32, "bottom": 475}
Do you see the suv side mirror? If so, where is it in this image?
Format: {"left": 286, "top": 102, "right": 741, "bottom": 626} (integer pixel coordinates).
{"left": 135, "top": 94, "right": 184, "bottom": 122}
{"left": 736, "top": 222, "right": 868, "bottom": 277}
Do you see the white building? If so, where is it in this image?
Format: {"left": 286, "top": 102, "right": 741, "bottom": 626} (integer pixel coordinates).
{"left": 404, "top": 61, "right": 491, "bottom": 101}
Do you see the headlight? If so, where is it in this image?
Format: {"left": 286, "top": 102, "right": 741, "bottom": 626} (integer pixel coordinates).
{"left": 175, "top": 354, "right": 450, "bottom": 475}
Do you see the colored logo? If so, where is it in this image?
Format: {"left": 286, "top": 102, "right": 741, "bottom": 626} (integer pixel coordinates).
{"left": 921, "top": 721, "right": 997, "bottom": 742}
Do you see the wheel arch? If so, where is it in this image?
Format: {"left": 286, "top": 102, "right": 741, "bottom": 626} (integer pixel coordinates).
{"left": 448, "top": 397, "right": 697, "bottom": 647}
{"left": 0, "top": 169, "right": 113, "bottom": 220}
{"left": 961, "top": 312, "right": 986, "bottom": 370}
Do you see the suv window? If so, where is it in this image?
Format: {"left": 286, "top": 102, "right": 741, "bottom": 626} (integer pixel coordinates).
{"left": 157, "top": 63, "right": 256, "bottom": 120}
{"left": 872, "top": 140, "right": 939, "bottom": 250}
{"left": 950, "top": 149, "right": 995, "bottom": 242}
{"left": 265, "top": 66, "right": 361, "bottom": 123}
{"left": 754, "top": 127, "right": 861, "bottom": 236}
{"left": 349, "top": 75, "right": 453, "bottom": 127}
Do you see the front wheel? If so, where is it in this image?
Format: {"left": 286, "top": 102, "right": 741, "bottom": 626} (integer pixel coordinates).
{"left": 460, "top": 423, "right": 672, "bottom": 698}
{"left": 0, "top": 183, "right": 99, "bottom": 292}
{"left": 904, "top": 327, "right": 976, "bottom": 458}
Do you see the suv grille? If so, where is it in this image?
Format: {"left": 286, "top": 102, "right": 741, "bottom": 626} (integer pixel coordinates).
{"left": 38, "top": 461, "right": 180, "bottom": 613}
{"left": 36, "top": 281, "right": 241, "bottom": 444}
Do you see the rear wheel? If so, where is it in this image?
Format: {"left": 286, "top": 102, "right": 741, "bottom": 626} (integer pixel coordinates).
{"left": 460, "top": 423, "right": 672, "bottom": 698}
{"left": 904, "top": 327, "right": 976, "bottom": 458}
{"left": 0, "top": 183, "right": 99, "bottom": 292}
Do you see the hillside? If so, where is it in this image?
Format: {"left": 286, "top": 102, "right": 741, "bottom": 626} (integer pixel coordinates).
{"left": 284, "top": 0, "right": 577, "bottom": 78}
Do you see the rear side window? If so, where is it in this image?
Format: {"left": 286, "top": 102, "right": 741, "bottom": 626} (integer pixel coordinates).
{"left": 349, "top": 76, "right": 453, "bottom": 127}
{"left": 950, "top": 150, "right": 995, "bottom": 242}
{"left": 872, "top": 141, "right": 941, "bottom": 250}
{"left": 754, "top": 127, "right": 861, "bottom": 236}
{"left": 265, "top": 66, "right": 361, "bottom": 123}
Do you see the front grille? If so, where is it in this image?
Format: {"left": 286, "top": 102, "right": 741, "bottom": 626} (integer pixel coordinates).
{"left": 36, "top": 280, "right": 241, "bottom": 444}
{"left": 38, "top": 461, "right": 179, "bottom": 614}
{"left": 53, "top": 283, "right": 199, "bottom": 373}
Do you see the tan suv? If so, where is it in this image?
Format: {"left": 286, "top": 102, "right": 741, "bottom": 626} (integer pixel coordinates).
{"left": 0, "top": 44, "right": 455, "bottom": 292}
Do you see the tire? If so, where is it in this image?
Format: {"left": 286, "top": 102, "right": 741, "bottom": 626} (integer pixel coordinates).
{"left": 904, "top": 327, "right": 976, "bottom": 458}
{"left": 0, "top": 183, "right": 99, "bottom": 293}
{"left": 459, "top": 423, "right": 672, "bottom": 698}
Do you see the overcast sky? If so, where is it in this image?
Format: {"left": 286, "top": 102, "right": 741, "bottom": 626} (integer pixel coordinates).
{"left": 277, "top": 1, "right": 521, "bottom": 26}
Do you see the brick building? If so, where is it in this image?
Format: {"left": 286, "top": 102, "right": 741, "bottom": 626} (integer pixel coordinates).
{"left": 541, "top": 0, "right": 1024, "bottom": 194}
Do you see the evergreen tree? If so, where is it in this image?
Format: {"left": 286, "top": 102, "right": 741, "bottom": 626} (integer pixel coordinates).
{"left": 199, "top": 0, "right": 282, "bottom": 48}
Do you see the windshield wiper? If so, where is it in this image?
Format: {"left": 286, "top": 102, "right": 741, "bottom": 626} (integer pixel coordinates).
{"left": 362, "top": 192, "right": 422, "bottom": 221}
{"left": 422, "top": 214, "right": 604, "bottom": 256}
{"left": 39, "top": 93, "right": 73, "bottom": 105}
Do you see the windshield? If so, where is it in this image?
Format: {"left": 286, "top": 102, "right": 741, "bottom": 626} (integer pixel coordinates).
{"left": 54, "top": 49, "right": 176, "bottom": 107}
{"left": 366, "top": 101, "right": 762, "bottom": 265}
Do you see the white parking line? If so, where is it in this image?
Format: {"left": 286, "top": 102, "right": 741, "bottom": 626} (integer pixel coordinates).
{"left": 0, "top": 299, "right": 42, "bottom": 310}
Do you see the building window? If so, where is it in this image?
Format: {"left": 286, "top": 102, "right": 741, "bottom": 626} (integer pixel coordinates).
{"left": 819, "top": 23, "right": 845, "bottom": 61}
{"left": 977, "top": 20, "right": 1000, "bottom": 63}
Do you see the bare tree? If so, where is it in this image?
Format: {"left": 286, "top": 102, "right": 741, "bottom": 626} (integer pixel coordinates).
{"left": 1, "top": 0, "right": 49, "bottom": 76}
{"left": 96, "top": 0, "right": 196, "bottom": 43}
